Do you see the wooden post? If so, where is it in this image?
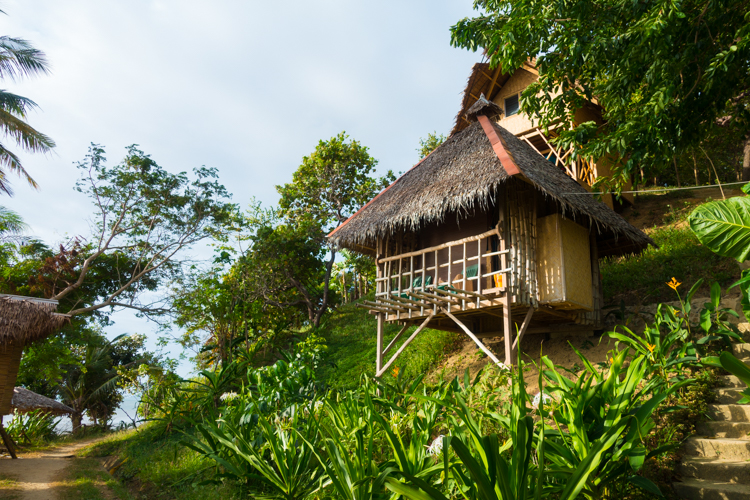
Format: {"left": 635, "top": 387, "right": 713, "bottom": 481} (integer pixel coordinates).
{"left": 0, "top": 417, "right": 17, "bottom": 459}
{"left": 376, "top": 313, "right": 384, "bottom": 377}
{"left": 376, "top": 313, "right": 435, "bottom": 377}
{"left": 499, "top": 187, "right": 513, "bottom": 364}
{"left": 444, "top": 309, "right": 505, "bottom": 368}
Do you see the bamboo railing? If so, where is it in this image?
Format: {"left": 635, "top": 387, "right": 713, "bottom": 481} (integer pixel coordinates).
{"left": 370, "top": 229, "right": 510, "bottom": 321}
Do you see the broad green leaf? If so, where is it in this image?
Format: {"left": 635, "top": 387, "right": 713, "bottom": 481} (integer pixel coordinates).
{"left": 628, "top": 476, "right": 663, "bottom": 497}
{"left": 720, "top": 352, "right": 750, "bottom": 386}
{"left": 689, "top": 197, "right": 750, "bottom": 262}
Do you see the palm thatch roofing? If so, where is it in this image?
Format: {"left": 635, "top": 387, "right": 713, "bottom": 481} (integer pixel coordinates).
{"left": 0, "top": 294, "right": 69, "bottom": 348}
{"left": 328, "top": 98, "right": 654, "bottom": 258}
{"left": 11, "top": 387, "right": 74, "bottom": 416}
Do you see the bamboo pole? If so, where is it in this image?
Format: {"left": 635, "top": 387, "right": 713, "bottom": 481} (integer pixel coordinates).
{"left": 384, "top": 323, "right": 410, "bottom": 355}
{"left": 377, "top": 228, "right": 500, "bottom": 264}
{"left": 376, "top": 313, "right": 435, "bottom": 377}
{"left": 511, "top": 307, "right": 535, "bottom": 353}
{"left": 376, "top": 313, "right": 384, "bottom": 376}
{"left": 443, "top": 309, "right": 505, "bottom": 368}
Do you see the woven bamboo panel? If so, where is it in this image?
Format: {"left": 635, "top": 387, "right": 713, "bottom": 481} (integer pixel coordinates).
{"left": 536, "top": 214, "right": 593, "bottom": 311}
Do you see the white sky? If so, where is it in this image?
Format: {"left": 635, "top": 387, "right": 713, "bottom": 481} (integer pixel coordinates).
{"left": 0, "top": 1, "right": 480, "bottom": 376}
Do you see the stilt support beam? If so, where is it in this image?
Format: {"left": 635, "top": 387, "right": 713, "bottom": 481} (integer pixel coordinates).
{"left": 443, "top": 309, "right": 506, "bottom": 369}
{"left": 511, "top": 307, "right": 535, "bottom": 358}
{"left": 384, "top": 323, "right": 410, "bottom": 356}
{"left": 376, "top": 312, "right": 435, "bottom": 377}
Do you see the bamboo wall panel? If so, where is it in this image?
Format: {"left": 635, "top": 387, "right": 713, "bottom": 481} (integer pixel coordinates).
{"left": 536, "top": 214, "right": 593, "bottom": 311}
{"left": 505, "top": 182, "right": 537, "bottom": 307}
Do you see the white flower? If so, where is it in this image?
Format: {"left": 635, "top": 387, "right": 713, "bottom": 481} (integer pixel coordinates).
{"left": 220, "top": 391, "right": 239, "bottom": 402}
{"left": 532, "top": 392, "right": 552, "bottom": 408}
{"left": 426, "top": 435, "right": 445, "bottom": 456}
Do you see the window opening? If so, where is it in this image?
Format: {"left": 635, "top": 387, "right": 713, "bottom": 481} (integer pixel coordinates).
{"left": 504, "top": 94, "right": 520, "bottom": 116}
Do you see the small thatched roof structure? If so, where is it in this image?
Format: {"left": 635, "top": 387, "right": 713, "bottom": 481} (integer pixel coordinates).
{"left": 0, "top": 294, "right": 69, "bottom": 348}
{"left": 329, "top": 98, "right": 654, "bottom": 258}
{"left": 11, "top": 387, "right": 74, "bottom": 416}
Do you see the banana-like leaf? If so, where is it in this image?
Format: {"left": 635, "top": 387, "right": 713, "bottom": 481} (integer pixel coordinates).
{"left": 720, "top": 352, "right": 750, "bottom": 386}
{"left": 688, "top": 197, "right": 750, "bottom": 262}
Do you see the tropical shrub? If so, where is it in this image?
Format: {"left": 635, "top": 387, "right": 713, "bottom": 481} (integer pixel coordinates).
{"left": 6, "top": 409, "right": 60, "bottom": 445}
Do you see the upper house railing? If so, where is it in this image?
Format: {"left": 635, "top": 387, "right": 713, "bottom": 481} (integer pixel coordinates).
{"left": 370, "top": 228, "right": 511, "bottom": 321}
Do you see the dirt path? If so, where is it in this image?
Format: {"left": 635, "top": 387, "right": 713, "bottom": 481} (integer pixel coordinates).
{"left": 0, "top": 438, "right": 104, "bottom": 500}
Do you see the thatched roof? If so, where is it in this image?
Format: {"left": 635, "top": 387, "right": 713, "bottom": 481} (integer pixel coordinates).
{"left": 11, "top": 387, "right": 74, "bottom": 416}
{"left": 328, "top": 99, "right": 654, "bottom": 257}
{"left": 0, "top": 295, "right": 69, "bottom": 348}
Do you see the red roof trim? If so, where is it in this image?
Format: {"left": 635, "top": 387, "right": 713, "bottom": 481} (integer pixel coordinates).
{"left": 477, "top": 115, "right": 521, "bottom": 176}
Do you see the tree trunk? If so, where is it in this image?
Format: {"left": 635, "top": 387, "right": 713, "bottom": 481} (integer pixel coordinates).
{"left": 743, "top": 134, "right": 750, "bottom": 182}
{"left": 673, "top": 157, "right": 682, "bottom": 187}
{"left": 71, "top": 412, "right": 83, "bottom": 435}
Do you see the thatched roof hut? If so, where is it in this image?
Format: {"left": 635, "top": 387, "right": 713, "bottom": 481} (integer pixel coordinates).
{"left": 0, "top": 294, "right": 69, "bottom": 416}
{"left": 329, "top": 98, "right": 653, "bottom": 258}
{"left": 0, "top": 294, "right": 69, "bottom": 348}
{"left": 10, "top": 387, "right": 73, "bottom": 416}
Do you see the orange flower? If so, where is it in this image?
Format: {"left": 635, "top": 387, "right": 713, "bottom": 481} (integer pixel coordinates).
{"left": 392, "top": 367, "right": 400, "bottom": 378}
{"left": 666, "top": 277, "right": 681, "bottom": 291}
{"left": 647, "top": 343, "right": 656, "bottom": 353}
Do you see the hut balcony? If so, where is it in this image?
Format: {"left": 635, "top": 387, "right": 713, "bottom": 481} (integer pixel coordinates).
{"left": 370, "top": 228, "right": 509, "bottom": 323}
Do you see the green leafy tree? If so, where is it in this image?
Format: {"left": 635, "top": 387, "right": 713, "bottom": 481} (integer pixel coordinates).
{"left": 57, "top": 332, "right": 150, "bottom": 432}
{"left": 275, "top": 132, "right": 393, "bottom": 326}
{"left": 27, "top": 144, "right": 235, "bottom": 317}
{"left": 417, "top": 132, "right": 446, "bottom": 160}
{"left": 0, "top": 14, "right": 56, "bottom": 195}
{"left": 451, "top": 0, "right": 750, "bottom": 191}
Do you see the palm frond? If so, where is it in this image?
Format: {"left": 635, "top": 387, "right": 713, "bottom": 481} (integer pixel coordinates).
{"left": 0, "top": 36, "right": 50, "bottom": 81}
{"left": 0, "top": 205, "right": 27, "bottom": 237}
{"left": 0, "top": 142, "right": 34, "bottom": 194}
{"left": 0, "top": 90, "right": 39, "bottom": 117}
{"left": 0, "top": 108, "right": 55, "bottom": 152}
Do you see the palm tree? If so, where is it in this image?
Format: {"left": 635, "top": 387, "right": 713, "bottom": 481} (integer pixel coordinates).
{"left": 0, "top": 19, "right": 56, "bottom": 195}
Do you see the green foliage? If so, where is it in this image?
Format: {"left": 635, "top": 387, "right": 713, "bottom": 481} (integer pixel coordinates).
{"left": 689, "top": 195, "right": 750, "bottom": 262}
{"left": 417, "top": 132, "right": 446, "bottom": 160}
{"left": 718, "top": 352, "right": 750, "bottom": 404}
{"left": 0, "top": 27, "right": 56, "bottom": 195}
{"left": 450, "top": 0, "right": 750, "bottom": 192}
{"left": 601, "top": 225, "right": 736, "bottom": 303}
{"left": 5, "top": 409, "right": 60, "bottom": 445}
{"left": 58, "top": 332, "right": 154, "bottom": 432}
{"left": 81, "top": 425, "right": 241, "bottom": 499}
{"left": 42, "top": 144, "right": 234, "bottom": 316}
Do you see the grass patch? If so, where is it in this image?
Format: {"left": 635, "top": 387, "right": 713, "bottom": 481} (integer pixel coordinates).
{"left": 602, "top": 225, "right": 738, "bottom": 304}
{"left": 80, "top": 424, "right": 241, "bottom": 499}
{"left": 0, "top": 473, "right": 21, "bottom": 500}
{"left": 57, "top": 458, "right": 132, "bottom": 500}
{"left": 317, "top": 299, "right": 459, "bottom": 390}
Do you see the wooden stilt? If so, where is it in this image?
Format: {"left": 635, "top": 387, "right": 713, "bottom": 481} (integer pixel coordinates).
{"left": 443, "top": 309, "right": 505, "bottom": 368}
{"left": 376, "top": 312, "right": 435, "bottom": 377}
{"left": 0, "top": 417, "right": 17, "bottom": 459}
{"left": 511, "top": 307, "right": 535, "bottom": 356}
{"left": 376, "top": 313, "right": 384, "bottom": 377}
{"left": 384, "top": 323, "right": 410, "bottom": 355}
